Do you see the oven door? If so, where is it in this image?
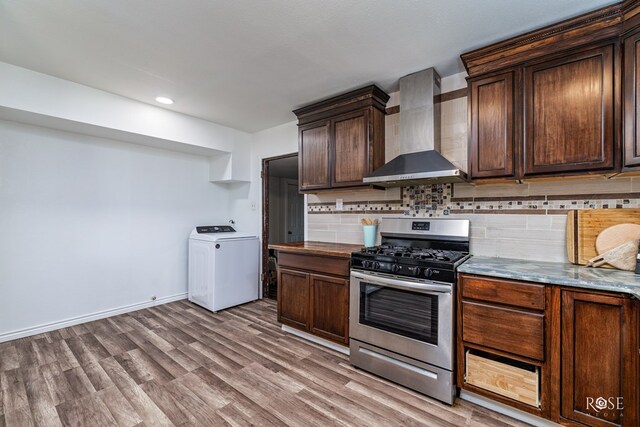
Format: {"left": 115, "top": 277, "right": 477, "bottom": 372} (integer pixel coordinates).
{"left": 350, "top": 269, "right": 453, "bottom": 370}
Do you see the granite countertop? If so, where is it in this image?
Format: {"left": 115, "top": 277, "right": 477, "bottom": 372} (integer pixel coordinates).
{"left": 458, "top": 256, "right": 640, "bottom": 299}
{"left": 268, "top": 241, "right": 362, "bottom": 258}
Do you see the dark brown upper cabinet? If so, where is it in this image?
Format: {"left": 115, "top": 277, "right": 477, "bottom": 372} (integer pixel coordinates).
{"left": 624, "top": 29, "right": 640, "bottom": 168}
{"left": 469, "top": 70, "right": 519, "bottom": 179}
{"left": 523, "top": 45, "right": 615, "bottom": 176}
{"left": 293, "top": 86, "right": 389, "bottom": 193}
{"left": 461, "top": 1, "right": 640, "bottom": 182}
{"left": 331, "top": 110, "right": 370, "bottom": 188}
{"left": 299, "top": 121, "right": 331, "bottom": 191}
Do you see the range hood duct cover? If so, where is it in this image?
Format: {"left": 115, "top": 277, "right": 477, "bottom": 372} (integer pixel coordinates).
{"left": 364, "top": 67, "right": 467, "bottom": 187}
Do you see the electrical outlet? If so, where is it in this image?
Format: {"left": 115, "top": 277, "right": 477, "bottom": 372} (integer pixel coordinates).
{"left": 336, "top": 198, "right": 343, "bottom": 211}
{"left": 250, "top": 201, "right": 257, "bottom": 211}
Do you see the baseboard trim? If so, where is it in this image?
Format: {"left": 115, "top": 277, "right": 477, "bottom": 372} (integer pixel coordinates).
{"left": 459, "top": 390, "right": 560, "bottom": 427}
{"left": 281, "top": 325, "right": 350, "bottom": 355}
{"left": 0, "top": 293, "right": 187, "bottom": 343}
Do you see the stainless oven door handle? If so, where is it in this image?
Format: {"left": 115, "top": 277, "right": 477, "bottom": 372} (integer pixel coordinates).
{"left": 350, "top": 271, "right": 452, "bottom": 294}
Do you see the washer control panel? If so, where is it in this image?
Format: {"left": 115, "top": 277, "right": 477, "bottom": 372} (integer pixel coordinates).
{"left": 196, "top": 225, "right": 236, "bottom": 233}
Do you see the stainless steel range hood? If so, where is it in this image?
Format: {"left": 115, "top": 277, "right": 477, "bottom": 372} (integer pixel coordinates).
{"left": 363, "top": 68, "right": 467, "bottom": 187}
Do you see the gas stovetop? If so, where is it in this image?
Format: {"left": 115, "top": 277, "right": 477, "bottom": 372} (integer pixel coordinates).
{"left": 350, "top": 218, "right": 471, "bottom": 283}
{"left": 351, "top": 245, "right": 470, "bottom": 283}
{"left": 359, "top": 245, "right": 468, "bottom": 263}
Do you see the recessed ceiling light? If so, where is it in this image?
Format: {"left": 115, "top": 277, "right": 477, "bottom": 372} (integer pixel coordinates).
{"left": 155, "top": 96, "right": 174, "bottom": 105}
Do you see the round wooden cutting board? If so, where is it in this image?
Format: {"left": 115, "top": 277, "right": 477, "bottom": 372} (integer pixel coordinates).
{"left": 595, "top": 223, "right": 640, "bottom": 270}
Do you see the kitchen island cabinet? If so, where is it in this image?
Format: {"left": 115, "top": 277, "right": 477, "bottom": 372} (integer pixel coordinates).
{"left": 457, "top": 258, "right": 639, "bottom": 427}
{"left": 269, "top": 241, "right": 361, "bottom": 345}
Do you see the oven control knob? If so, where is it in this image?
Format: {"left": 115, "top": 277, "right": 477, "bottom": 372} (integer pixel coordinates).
{"left": 423, "top": 268, "right": 433, "bottom": 278}
{"left": 391, "top": 264, "right": 401, "bottom": 273}
{"left": 407, "top": 266, "right": 421, "bottom": 277}
{"left": 373, "top": 261, "right": 381, "bottom": 270}
{"left": 362, "top": 260, "right": 372, "bottom": 269}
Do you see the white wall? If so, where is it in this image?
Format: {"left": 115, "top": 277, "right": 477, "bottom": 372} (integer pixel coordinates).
{"left": 229, "top": 121, "right": 299, "bottom": 236}
{"left": 0, "top": 120, "right": 230, "bottom": 340}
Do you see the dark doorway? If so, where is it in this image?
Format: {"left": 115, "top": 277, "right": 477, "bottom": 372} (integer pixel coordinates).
{"left": 262, "top": 153, "right": 304, "bottom": 299}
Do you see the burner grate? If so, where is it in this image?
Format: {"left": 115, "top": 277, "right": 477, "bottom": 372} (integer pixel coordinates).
{"left": 358, "top": 245, "right": 468, "bottom": 263}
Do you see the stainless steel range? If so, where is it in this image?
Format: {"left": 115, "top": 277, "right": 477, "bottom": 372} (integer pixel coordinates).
{"left": 349, "top": 218, "right": 470, "bottom": 404}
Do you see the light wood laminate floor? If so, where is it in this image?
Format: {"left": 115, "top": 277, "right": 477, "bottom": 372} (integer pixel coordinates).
{"left": 0, "top": 299, "right": 530, "bottom": 426}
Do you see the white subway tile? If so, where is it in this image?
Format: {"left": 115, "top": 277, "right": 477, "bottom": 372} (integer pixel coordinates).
{"left": 307, "top": 230, "right": 337, "bottom": 242}
{"left": 528, "top": 176, "right": 631, "bottom": 196}
{"left": 452, "top": 183, "right": 530, "bottom": 198}
{"left": 526, "top": 215, "right": 552, "bottom": 230}
{"left": 470, "top": 227, "right": 486, "bottom": 239}
{"left": 336, "top": 231, "right": 366, "bottom": 245}
{"left": 451, "top": 183, "right": 475, "bottom": 198}
{"left": 333, "top": 223, "right": 363, "bottom": 233}
{"left": 551, "top": 215, "right": 568, "bottom": 230}
{"left": 469, "top": 238, "right": 498, "bottom": 258}
{"left": 307, "top": 214, "right": 341, "bottom": 224}
{"left": 466, "top": 214, "right": 527, "bottom": 229}
{"left": 494, "top": 238, "right": 567, "bottom": 263}
{"left": 486, "top": 227, "right": 563, "bottom": 241}
{"left": 340, "top": 215, "right": 360, "bottom": 224}
{"left": 307, "top": 223, "right": 330, "bottom": 231}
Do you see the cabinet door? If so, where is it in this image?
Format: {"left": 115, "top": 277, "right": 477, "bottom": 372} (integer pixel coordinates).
{"left": 524, "top": 45, "right": 615, "bottom": 176}
{"left": 277, "top": 268, "right": 310, "bottom": 330}
{"left": 561, "top": 291, "right": 638, "bottom": 426}
{"left": 299, "top": 121, "right": 330, "bottom": 191}
{"left": 624, "top": 31, "right": 640, "bottom": 168}
{"left": 469, "top": 71, "right": 518, "bottom": 179}
{"left": 331, "top": 110, "right": 370, "bottom": 187}
{"left": 309, "top": 273, "right": 349, "bottom": 344}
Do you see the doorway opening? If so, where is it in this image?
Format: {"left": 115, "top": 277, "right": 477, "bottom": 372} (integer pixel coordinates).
{"left": 262, "top": 153, "right": 304, "bottom": 300}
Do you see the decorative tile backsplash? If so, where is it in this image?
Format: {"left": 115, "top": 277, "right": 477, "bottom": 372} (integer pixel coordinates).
{"left": 307, "top": 183, "right": 640, "bottom": 217}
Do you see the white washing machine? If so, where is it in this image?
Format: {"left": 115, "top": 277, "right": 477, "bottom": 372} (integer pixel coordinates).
{"left": 188, "top": 225, "right": 259, "bottom": 312}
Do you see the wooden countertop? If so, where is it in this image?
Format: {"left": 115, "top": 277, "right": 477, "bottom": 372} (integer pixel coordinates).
{"left": 268, "top": 241, "right": 362, "bottom": 258}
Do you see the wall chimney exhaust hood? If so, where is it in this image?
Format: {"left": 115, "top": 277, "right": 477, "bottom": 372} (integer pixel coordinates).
{"left": 363, "top": 68, "right": 467, "bottom": 187}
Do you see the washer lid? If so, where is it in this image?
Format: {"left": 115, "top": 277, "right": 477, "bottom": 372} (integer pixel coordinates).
{"left": 189, "top": 228, "right": 257, "bottom": 242}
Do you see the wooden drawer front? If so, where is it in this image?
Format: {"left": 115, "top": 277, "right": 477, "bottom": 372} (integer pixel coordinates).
{"left": 466, "top": 352, "right": 539, "bottom": 407}
{"left": 462, "top": 301, "right": 545, "bottom": 360}
{"left": 278, "top": 252, "right": 349, "bottom": 277}
{"left": 461, "top": 275, "right": 545, "bottom": 310}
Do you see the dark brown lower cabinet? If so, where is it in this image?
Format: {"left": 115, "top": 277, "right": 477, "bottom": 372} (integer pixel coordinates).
{"left": 276, "top": 253, "right": 349, "bottom": 345}
{"left": 458, "top": 274, "right": 639, "bottom": 426}
{"left": 309, "top": 274, "right": 349, "bottom": 343}
{"left": 560, "top": 290, "right": 638, "bottom": 427}
{"left": 277, "top": 268, "right": 310, "bottom": 330}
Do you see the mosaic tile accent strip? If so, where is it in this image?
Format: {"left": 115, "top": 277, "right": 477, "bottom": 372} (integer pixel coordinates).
{"left": 307, "top": 184, "right": 640, "bottom": 216}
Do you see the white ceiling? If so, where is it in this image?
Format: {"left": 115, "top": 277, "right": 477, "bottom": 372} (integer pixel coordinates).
{"left": 0, "top": 0, "right": 618, "bottom": 133}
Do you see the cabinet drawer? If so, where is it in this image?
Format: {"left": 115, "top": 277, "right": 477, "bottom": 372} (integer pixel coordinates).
{"left": 466, "top": 350, "right": 540, "bottom": 407}
{"left": 461, "top": 275, "right": 545, "bottom": 310}
{"left": 278, "top": 252, "right": 349, "bottom": 277}
{"left": 462, "top": 301, "right": 545, "bottom": 360}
